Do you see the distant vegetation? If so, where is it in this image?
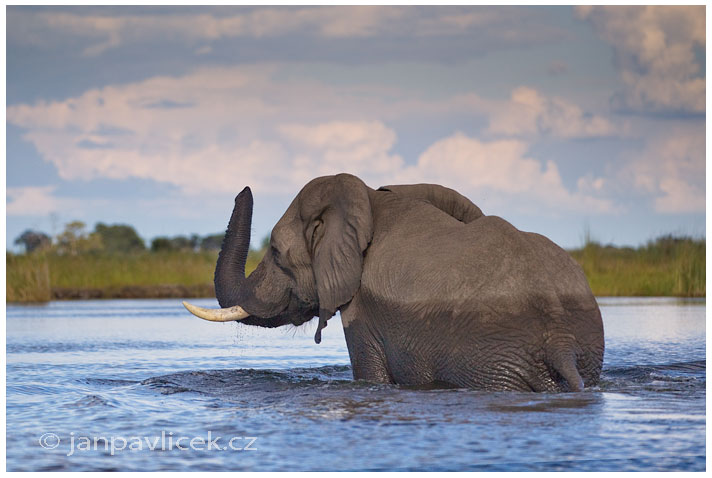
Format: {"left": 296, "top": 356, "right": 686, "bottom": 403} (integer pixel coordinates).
{"left": 6, "top": 220, "right": 706, "bottom": 302}
{"left": 568, "top": 235, "right": 705, "bottom": 297}
{"left": 7, "top": 221, "right": 265, "bottom": 303}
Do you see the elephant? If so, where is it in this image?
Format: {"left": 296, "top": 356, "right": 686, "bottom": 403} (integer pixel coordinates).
{"left": 184, "top": 173, "right": 604, "bottom": 392}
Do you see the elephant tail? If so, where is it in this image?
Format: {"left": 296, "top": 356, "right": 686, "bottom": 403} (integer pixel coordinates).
{"left": 545, "top": 337, "right": 584, "bottom": 392}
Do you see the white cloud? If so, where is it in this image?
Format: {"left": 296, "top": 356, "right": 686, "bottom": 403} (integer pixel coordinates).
{"left": 6, "top": 186, "right": 83, "bottom": 216}
{"left": 280, "top": 120, "right": 396, "bottom": 151}
{"left": 485, "top": 87, "right": 616, "bottom": 139}
{"left": 625, "top": 127, "right": 705, "bottom": 213}
{"left": 7, "top": 66, "right": 620, "bottom": 215}
{"left": 577, "top": 6, "right": 705, "bottom": 114}
{"left": 577, "top": 175, "right": 606, "bottom": 194}
{"left": 2, "top": 67, "right": 438, "bottom": 194}
{"left": 6, "top": 66, "right": 413, "bottom": 195}
{"left": 278, "top": 125, "right": 615, "bottom": 214}
{"left": 398, "top": 133, "right": 614, "bottom": 213}
{"left": 279, "top": 121, "right": 404, "bottom": 186}
{"left": 655, "top": 178, "right": 705, "bottom": 214}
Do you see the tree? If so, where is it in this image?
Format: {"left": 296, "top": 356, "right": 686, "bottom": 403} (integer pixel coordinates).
{"left": 150, "top": 237, "right": 173, "bottom": 252}
{"left": 200, "top": 233, "right": 224, "bottom": 251}
{"left": 167, "top": 236, "right": 194, "bottom": 251}
{"left": 14, "top": 230, "right": 51, "bottom": 253}
{"left": 94, "top": 223, "right": 146, "bottom": 253}
{"left": 55, "top": 221, "right": 103, "bottom": 255}
{"left": 150, "top": 235, "right": 195, "bottom": 252}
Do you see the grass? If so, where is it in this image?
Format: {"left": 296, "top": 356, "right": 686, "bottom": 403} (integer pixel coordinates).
{"left": 6, "top": 250, "right": 264, "bottom": 303}
{"left": 568, "top": 235, "right": 705, "bottom": 297}
{"left": 6, "top": 235, "right": 706, "bottom": 302}
{"left": 6, "top": 253, "right": 52, "bottom": 302}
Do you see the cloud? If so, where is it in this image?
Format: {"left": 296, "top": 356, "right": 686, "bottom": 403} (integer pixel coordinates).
{"left": 576, "top": 175, "right": 606, "bottom": 194}
{"left": 279, "top": 121, "right": 404, "bottom": 185}
{"left": 625, "top": 127, "right": 705, "bottom": 213}
{"left": 8, "top": 6, "right": 566, "bottom": 57}
{"left": 7, "top": 66, "right": 619, "bottom": 215}
{"left": 485, "top": 87, "right": 616, "bottom": 139}
{"left": 655, "top": 177, "right": 705, "bottom": 214}
{"left": 398, "top": 133, "right": 614, "bottom": 213}
{"left": 577, "top": 6, "right": 705, "bottom": 114}
{"left": 6, "top": 186, "right": 83, "bottom": 216}
{"left": 6, "top": 66, "right": 412, "bottom": 195}
{"left": 280, "top": 125, "right": 615, "bottom": 214}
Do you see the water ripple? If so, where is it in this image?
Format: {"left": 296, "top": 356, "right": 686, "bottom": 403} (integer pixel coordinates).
{"left": 5, "top": 298, "right": 706, "bottom": 472}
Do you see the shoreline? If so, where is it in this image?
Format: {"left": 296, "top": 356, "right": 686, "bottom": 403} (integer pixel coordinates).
{"left": 49, "top": 284, "right": 215, "bottom": 301}
{"left": 8, "top": 236, "right": 705, "bottom": 302}
{"left": 7, "top": 284, "right": 705, "bottom": 303}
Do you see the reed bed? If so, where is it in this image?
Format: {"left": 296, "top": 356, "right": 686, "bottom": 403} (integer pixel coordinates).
{"left": 568, "top": 236, "right": 705, "bottom": 297}
{"left": 6, "top": 250, "right": 263, "bottom": 303}
{"left": 6, "top": 235, "right": 705, "bottom": 302}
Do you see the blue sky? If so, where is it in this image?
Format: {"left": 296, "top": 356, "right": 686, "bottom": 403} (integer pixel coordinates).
{"left": 6, "top": 6, "right": 706, "bottom": 250}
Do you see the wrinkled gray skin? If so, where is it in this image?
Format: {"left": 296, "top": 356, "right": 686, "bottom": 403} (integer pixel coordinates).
{"left": 214, "top": 173, "right": 604, "bottom": 392}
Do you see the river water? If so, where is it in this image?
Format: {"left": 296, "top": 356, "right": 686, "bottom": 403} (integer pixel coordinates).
{"left": 6, "top": 297, "right": 705, "bottom": 471}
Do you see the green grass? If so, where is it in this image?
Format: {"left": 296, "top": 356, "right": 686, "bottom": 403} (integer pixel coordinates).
{"left": 6, "top": 235, "right": 706, "bottom": 302}
{"left": 7, "top": 253, "right": 52, "bottom": 302}
{"left": 568, "top": 235, "right": 705, "bottom": 297}
{"left": 6, "top": 250, "right": 265, "bottom": 303}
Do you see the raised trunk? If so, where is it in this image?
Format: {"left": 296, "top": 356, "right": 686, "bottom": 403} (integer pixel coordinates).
{"left": 214, "top": 187, "right": 253, "bottom": 308}
{"left": 208, "top": 187, "right": 292, "bottom": 324}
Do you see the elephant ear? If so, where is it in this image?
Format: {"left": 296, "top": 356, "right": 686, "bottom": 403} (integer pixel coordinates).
{"left": 378, "top": 183, "right": 483, "bottom": 223}
{"left": 312, "top": 174, "right": 373, "bottom": 343}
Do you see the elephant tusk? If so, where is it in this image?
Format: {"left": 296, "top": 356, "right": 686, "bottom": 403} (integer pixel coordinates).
{"left": 182, "top": 301, "right": 250, "bottom": 322}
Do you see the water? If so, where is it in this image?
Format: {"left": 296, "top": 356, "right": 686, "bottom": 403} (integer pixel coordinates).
{"left": 6, "top": 297, "right": 705, "bottom": 471}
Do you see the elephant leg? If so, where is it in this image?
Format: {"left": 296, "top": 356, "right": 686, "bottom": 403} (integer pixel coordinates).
{"left": 341, "top": 317, "right": 393, "bottom": 384}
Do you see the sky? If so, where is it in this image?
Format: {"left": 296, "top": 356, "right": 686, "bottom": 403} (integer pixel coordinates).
{"left": 5, "top": 5, "right": 707, "bottom": 251}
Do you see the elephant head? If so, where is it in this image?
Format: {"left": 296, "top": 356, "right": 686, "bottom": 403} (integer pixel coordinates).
{"left": 183, "top": 174, "right": 373, "bottom": 343}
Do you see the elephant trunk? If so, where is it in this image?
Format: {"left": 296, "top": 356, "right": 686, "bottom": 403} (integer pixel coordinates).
{"left": 183, "top": 186, "right": 289, "bottom": 323}
{"left": 214, "top": 187, "right": 253, "bottom": 308}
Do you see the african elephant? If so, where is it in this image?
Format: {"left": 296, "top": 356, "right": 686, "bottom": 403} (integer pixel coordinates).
{"left": 184, "top": 173, "right": 604, "bottom": 392}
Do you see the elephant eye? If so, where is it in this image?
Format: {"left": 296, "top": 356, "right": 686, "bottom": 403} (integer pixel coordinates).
{"left": 271, "top": 243, "right": 286, "bottom": 266}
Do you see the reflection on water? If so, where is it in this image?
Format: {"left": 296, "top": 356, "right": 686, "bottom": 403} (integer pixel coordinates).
{"left": 6, "top": 298, "right": 705, "bottom": 471}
